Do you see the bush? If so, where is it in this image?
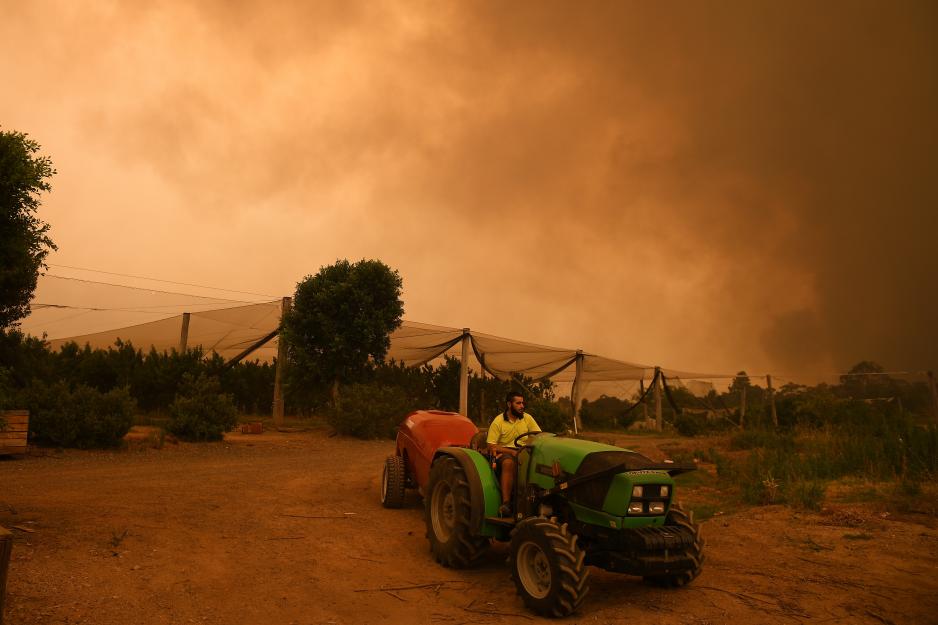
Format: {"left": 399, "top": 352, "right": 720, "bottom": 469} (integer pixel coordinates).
{"left": 168, "top": 374, "right": 238, "bottom": 441}
{"left": 729, "top": 429, "right": 795, "bottom": 451}
{"left": 579, "top": 395, "right": 639, "bottom": 430}
{"left": 329, "top": 382, "right": 415, "bottom": 439}
{"left": 788, "top": 479, "right": 826, "bottom": 510}
{"left": 527, "top": 397, "right": 572, "bottom": 434}
{"left": 25, "top": 381, "right": 136, "bottom": 447}
{"left": 673, "top": 412, "right": 708, "bottom": 437}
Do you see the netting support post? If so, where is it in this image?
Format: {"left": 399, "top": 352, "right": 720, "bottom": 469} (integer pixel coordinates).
{"left": 272, "top": 296, "right": 292, "bottom": 428}
{"left": 640, "top": 378, "right": 648, "bottom": 423}
{"left": 178, "top": 312, "right": 190, "bottom": 353}
{"left": 766, "top": 374, "right": 778, "bottom": 428}
{"left": 929, "top": 370, "right": 938, "bottom": 423}
{"left": 478, "top": 356, "right": 486, "bottom": 426}
{"left": 459, "top": 329, "right": 470, "bottom": 417}
{"left": 654, "top": 367, "right": 662, "bottom": 431}
{"left": 571, "top": 350, "right": 584, "bottom": 435}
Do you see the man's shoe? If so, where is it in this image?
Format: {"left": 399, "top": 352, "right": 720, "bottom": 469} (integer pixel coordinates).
{"left": 498, "top": 503, "right": 512, "bottom": 518}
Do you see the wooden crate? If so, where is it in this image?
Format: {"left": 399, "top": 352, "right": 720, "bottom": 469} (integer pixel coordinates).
{"left": 0, "top": 411, "right": 28, "bottom": 456}
{"left": 0, "top": 525, "right": 10, "bottom": 625}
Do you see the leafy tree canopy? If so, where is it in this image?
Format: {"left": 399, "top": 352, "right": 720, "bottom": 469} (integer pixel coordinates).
{"left": 281, "top": 259, "right": 404, "bottom": 396}
{"left": 0, "top": 129, "right": 56, "bottom": 328}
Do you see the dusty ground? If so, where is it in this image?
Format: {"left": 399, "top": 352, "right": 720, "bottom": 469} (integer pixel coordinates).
{"left": 1, "top": 427, "right": 936, "bottom": 625}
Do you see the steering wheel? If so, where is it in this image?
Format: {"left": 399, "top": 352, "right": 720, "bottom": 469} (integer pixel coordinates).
{"left": 512, "top": 431, "right": 547, "bottom": 448}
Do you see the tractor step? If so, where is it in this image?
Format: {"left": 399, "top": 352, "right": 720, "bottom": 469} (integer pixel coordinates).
{"left": 484, "top": 516, "right": 517, "bottom": 527}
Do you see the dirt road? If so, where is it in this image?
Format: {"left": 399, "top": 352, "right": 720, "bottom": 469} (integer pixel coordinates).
{"left": 1, "top": 428, "right": 936, "bottom": 624}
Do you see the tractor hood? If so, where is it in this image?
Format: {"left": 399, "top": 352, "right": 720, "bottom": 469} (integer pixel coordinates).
{"left": 527, "top": 435, "right": 694, "bottom": 519}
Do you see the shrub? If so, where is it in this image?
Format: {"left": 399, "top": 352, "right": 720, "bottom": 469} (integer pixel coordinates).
{"left": 787, "top": 479, "right": 826, "bottom": 510}
{"left": 729, "top": 429, "right": 795, "bottom": 451}
{"left": 528, "top": 397, "right": 572, "bottom": 434}
{"left": 329, "top": 381, "right": 415, "bottom": 439}
{"left": 25, "top": 381, "right": 136, "bottom": 447}
{"left": 168, "top": 374, "right": 238, "bottom": 441}
{"left": 579, "top": 395, "right": 639, "bottom": 430}
{"left": 673, "top": 412, "right": 708, "bottom": 437}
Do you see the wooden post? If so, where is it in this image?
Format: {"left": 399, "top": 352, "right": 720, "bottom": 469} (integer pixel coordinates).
{"left": 739, "top": 384, "right": 747, "bottom": 429}
{"left": 271, "top": 297, "right": 291, "bottom": 428}
{"left": 478, "top": 358, "right": 486, "bottom": 426}
{"left": 654, "top": 367, "right": 662, "bottom": 432}
{"left": 459, "top": 329, "right": 470, "bottom": 417}
{"left": 178, "top": 312, "right": 190, "bottom": 352}
{"left": 929, "top": 371, "right": 938, "bottom": 423}
{"left": 766, "top": 374, "right": 778, "bottom": 428}
{"left": 571, "top": 350, "right": 584, "bottom": 434}
{"left": 0, "top": 525, "right": 11, "bottom": 625}
{"left": 640, "top": 378, "right": 648, "bottom": 423}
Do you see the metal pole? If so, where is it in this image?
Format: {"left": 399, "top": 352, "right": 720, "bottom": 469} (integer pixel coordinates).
{"left": 459, "top": 329, "right": 470, "bottom": 417}
{"left": 654, "top": 367, "right": 662, "bottom": 432}
{"left": 178, "top": 312, "right": 190, "bottom": 352}
{"left": 272, "top": 296, "right": 291, "bottom": 427}
{"left": 571, "top": 350, "right": 584, "bottom": 434}
{"left": 766, "top": 374, "right": 778, "bottom": 428}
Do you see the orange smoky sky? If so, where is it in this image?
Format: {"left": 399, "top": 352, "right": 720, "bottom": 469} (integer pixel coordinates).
{"left": 1, "top": 0, "right": 936, "bottom": 377}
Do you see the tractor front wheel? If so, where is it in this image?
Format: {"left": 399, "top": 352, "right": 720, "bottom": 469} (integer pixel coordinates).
{"left": 642, "top": 503, "right": 704, "bottom": 587}
{"left": 381, "top": 455, "right": 406, "bottom": 509}
{"left": 510, "top": 517, "right": 589, "bottom": 617}
{"left": 425, "top": 456, "right": 488, "bottom": 568}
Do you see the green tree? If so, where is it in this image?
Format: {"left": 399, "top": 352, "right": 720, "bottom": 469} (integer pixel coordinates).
{"left": 281, "top": 259, "right": 404, "bottom": 404}
{"left": 1, "top": 130, "right": 56, "bottom": 328}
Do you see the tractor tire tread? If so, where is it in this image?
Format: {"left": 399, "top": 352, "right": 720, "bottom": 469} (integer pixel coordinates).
{"left": 642, "top": 502, "right": 705, "bottom": 588}
{"left": 381, "top": 455, "right": 407, "bottom": 509}
{"left": 425, "top": 456, "right": 488, "bottom": 569}
{"left": 510, "top": 516, "right": 589, "bottom": 617}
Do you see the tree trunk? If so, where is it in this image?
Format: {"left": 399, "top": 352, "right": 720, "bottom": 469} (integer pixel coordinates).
{"left": 331, "top": 379, "right": 340, "bottom": 409}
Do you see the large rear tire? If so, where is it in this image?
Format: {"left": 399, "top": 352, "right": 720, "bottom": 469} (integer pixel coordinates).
{"left": 381, "top": 455, "right": 406, "bottom": 509}
{"left": 642, "top": 503, "right": 704, "bottom": 587}
{"left": 510, "top": 516, "right": 589, "bottom": 617}
{"left": 425, "top": 456, "right": 488, "bottom": 568}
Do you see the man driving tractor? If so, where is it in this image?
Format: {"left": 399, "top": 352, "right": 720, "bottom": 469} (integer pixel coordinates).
{"left": 486, "top": 390, "right": 541, "bottom": 517}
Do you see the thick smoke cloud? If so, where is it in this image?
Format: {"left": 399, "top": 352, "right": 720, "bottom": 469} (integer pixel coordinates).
{"left": 2, "top": 1, "right": 935, "bottom": 375}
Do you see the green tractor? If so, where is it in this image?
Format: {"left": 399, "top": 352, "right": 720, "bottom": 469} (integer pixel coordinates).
{"left": 425, "top": 430, "right": 704, "bottom": 617}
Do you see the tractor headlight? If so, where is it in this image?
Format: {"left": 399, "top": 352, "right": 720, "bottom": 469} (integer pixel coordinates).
{"left": 632, "top": 485, "right": 643, "bottom": 498}
{"left": 649, "top": 502, "right": 665, "bottom": 514}
{"left": 660, "top": 485, "right": 669, "bottom": 497}
{"left": 628, "top": 502, "right": 644, "bottom": 515}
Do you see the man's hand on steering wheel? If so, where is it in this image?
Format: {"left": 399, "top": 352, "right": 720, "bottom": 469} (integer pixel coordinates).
{"left": 512, "top": 430, "right": 546, "bottom": 448}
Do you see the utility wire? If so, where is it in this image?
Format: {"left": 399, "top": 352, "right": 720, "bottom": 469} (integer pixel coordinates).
{"left": 48, "top": 263, "right": 280, "bottom": 299}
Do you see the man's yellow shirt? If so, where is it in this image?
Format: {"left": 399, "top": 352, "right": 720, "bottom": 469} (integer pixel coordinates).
{"left": 486, "top": 412, "right": 541, "bottom": 448}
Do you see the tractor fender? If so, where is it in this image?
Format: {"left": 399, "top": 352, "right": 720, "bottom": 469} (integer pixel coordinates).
{"left": 433, "top": 447, "right": 501, "bottom": 535}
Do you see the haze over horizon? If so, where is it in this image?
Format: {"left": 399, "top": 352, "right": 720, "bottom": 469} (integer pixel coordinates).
{"left": 3, "top": 1, "right": 936, "bottom": 377}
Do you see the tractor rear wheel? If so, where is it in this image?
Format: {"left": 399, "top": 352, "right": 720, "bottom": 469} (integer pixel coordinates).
{"left": 510, "top": 516, "right": 589, "bottom": 617}
{"left": 642, "top": 503, "right": 704, "bottom": 587}
{"left": 425, "top": 456, "right": 488, "bottom": 568}
{"left": 381, "top": 455, "right": 406, "bottom": 509}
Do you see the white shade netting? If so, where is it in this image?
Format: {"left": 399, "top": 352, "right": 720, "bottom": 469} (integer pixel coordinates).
{"left": 23, "top": 275, "right": 729, "bottom": 390}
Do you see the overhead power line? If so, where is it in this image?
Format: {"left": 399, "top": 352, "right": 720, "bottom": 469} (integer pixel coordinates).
{"left": 47, "top": 263, "right": 281, "bottom": 299}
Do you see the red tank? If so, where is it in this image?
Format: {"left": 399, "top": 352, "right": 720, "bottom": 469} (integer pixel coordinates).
{"left": 395, "top": 410, "right": 479, "bottom": 492}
